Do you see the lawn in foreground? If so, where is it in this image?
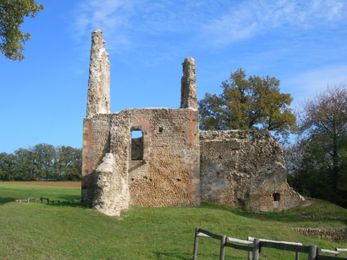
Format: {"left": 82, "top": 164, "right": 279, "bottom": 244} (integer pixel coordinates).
{"left": 0, "top": 182, "right": 346, "bottom": 259}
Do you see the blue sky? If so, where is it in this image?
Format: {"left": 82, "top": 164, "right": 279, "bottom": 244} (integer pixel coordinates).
{"left": 1, "top": 0, "right": 347, "bottom": 153}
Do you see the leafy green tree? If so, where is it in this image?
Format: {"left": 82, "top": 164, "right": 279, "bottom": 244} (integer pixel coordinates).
{"left": 55, "top": 146, "right": 82, "bottom": 180}
{"left": 288, "top": 87, "right": 347, "bottom": 206}
{"left": 0, "top": 0, "right": 43, "bottom": 60}
{"left": 14, "top": 148, "right": 37, "bottom": 180}
{"left": 199, "top": 69, "right": 296, "bottom": 140}
{"left": 32, "top": 144, "right": 56, "bottom": 180}
{"left": 0, "top": 152, "right": 16, "bottom": 180}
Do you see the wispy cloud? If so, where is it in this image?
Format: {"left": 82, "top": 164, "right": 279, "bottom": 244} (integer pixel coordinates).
{"left": 71, "top": 0, "right": 347, "bottom": 54}
{"left": 73, "top": 0, "right": 136, "bottom": 50}
{"left": 72, "top": 1, "right": 207, "bottom": 50}
{"left": 285, "top": 64, "right": 347, "bottom": 109}
{"left": 203, "top": 0, "right": 347, "bottom": 46}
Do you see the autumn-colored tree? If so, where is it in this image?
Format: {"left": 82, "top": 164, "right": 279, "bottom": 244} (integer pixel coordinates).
{"left": 0, "top": 0, "right": 43, "bottom": 60}
{"left": 199, "top": 69, "right": 296, "bottom": 140}
{"left": 291, "top": 87, "right": 347, "bottom": 206}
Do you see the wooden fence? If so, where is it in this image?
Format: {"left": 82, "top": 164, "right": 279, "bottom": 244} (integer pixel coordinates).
{"left": 192, "top": 228, "right": 347, "bottom": 260}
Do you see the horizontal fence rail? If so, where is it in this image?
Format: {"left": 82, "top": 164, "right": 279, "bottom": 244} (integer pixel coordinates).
{"left": 192, "top": 228, "right": 347, "bottom": 260}
{"left": 192, "top": 228, "right": 226, "bottom": 260}
{"left": 248, "top": 236, "right": 304, "bottom": 260}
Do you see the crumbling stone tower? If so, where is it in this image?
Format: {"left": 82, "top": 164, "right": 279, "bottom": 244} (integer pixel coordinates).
{"left": 181, "top": 57, "right": 197, "bottom": 109}
{"left": 82, "top": 30, "right": 200, "bottom": 216}
{"left": 86, "top": 29, "right": 111, "bottom": 118}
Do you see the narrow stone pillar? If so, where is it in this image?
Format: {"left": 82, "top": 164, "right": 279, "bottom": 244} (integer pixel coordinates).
{"left": 86, "top": 29, "right": 111, "bottom": 118}
{"left": 180, "top": 57, "right": 198, "bottom": 109}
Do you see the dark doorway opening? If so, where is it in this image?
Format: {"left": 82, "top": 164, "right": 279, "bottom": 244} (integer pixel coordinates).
{"left": 273, "top": 192, "right": 281, "bottom": 202}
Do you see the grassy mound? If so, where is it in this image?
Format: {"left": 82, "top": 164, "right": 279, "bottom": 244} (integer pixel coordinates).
{"left": 0, "top": 182, "right": 346, "bottom": 259}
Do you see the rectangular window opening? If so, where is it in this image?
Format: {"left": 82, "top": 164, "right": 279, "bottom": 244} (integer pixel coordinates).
{"left": 131, "top": 129, "right": 144, "bottom": 160}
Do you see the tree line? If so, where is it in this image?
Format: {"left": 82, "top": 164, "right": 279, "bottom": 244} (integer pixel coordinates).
{"left": 0, "top": 144, "right": 81, "bottom": 181}
{"left": 200, "top": 69, "right": 347, "bottom": 208}
{"left": 286, "top": 87, "right": 347, "bottom": 207}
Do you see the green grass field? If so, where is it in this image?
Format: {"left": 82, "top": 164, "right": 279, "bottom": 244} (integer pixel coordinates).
{"left": 0, "top": 182, "right": 346, "bottom": 259}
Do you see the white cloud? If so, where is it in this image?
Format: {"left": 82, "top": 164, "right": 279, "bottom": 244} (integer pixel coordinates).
{"left": 72, "top": 0, "right": 137, "bottom": 50}
{"left": 285, "top": 64, "right": 347, "bottom": 109}
{"left": 73, "top": 0, "right": 197, "bottom": 48}
{"left": 71, "top": 0, "right": 347, "bottom": 53}
{"left": 203, "top": 0, "right": 347, "bottom": 46}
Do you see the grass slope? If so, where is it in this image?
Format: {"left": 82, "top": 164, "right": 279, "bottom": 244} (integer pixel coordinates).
{"left": 0, "top": 182, "right": 346, "bottom": 259}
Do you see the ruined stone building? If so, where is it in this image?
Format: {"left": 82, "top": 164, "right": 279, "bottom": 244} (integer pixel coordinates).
{"left": 81, "top": 30, "right": 304, "bottom": 216}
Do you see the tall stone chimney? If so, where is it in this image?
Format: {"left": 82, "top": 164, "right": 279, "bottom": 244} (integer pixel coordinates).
{"left": 180, "top": 57, "right": 197, "bottom": 109}
{"left": 86, "top": 29, "right": 111, "bottom": 118}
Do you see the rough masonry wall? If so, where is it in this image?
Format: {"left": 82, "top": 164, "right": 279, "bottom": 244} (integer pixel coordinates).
{"left": 82, "top": 108, "right": 200, "bottom": 212}
{"left": 81, "top": 114, "right": 111, "bottom": 205}
{"left": 82, "top": 112, "right": 132, "bottom": 215}
{"left": 200, "top": 130, "right": 304, "bottom": 211}
{"left": 95, "top": 113, "right": 131, "bottom": 216}
{"left": 93, "top": 152, "right": 127, "bottom": 216}
{"left": 126, "top": 108, "right": 200, "bottom": 207}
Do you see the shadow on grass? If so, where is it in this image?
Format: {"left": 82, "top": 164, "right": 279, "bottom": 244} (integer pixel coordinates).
{"left": 39, "top": 195, "right": 84, "bottom": 208}
{"left": 0, "top": 195, "right": 85, "bottom": 208}
{"left": 55, "top": 194, "right": 81, "bottom": 201}
{"left": 200, "top": 202, "right": 347, "bottom": 224}
{"left": 0, "top": 197, "right": 15, "bottom": 205}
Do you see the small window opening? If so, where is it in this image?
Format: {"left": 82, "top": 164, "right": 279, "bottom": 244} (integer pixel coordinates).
{"left": 131, "top": 129, "right": 143, "bottom": 160}
{"left": 273, "top": 193, "right": 281, "bottom": 202}
{"left": 159, "top": 127, "right": 163, "bottom": 133}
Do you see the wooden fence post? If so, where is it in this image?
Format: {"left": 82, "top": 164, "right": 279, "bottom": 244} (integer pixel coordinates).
{"left": 192, "top": 228, "right": 199, "bottom": 260}
{"left": 248, "top": 250, "right": 252, "bottom": 260}
{"left": 247, "top": 237, "right": 252, "bottom": 260}
{"left": 252, "top": 239, "right": 260, "bottom": 260}
{"left": 308, "top": 245, "right": 317, "bottom": 260}
{"left": 219, "top": 235, "right": 226, "bottom": 260}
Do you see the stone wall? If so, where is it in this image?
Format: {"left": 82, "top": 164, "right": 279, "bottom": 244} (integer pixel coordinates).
{"left": 200, "top": 130, "right": 304, "bottom": 211}
{"left": 82, "top": 108, "right": 200, "bottom": 213}
{"left": 81, "top": 114, "right": 111, "bottom": 206}
{"left": 126, "top": 108, "right": 200, "bottom": 207}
